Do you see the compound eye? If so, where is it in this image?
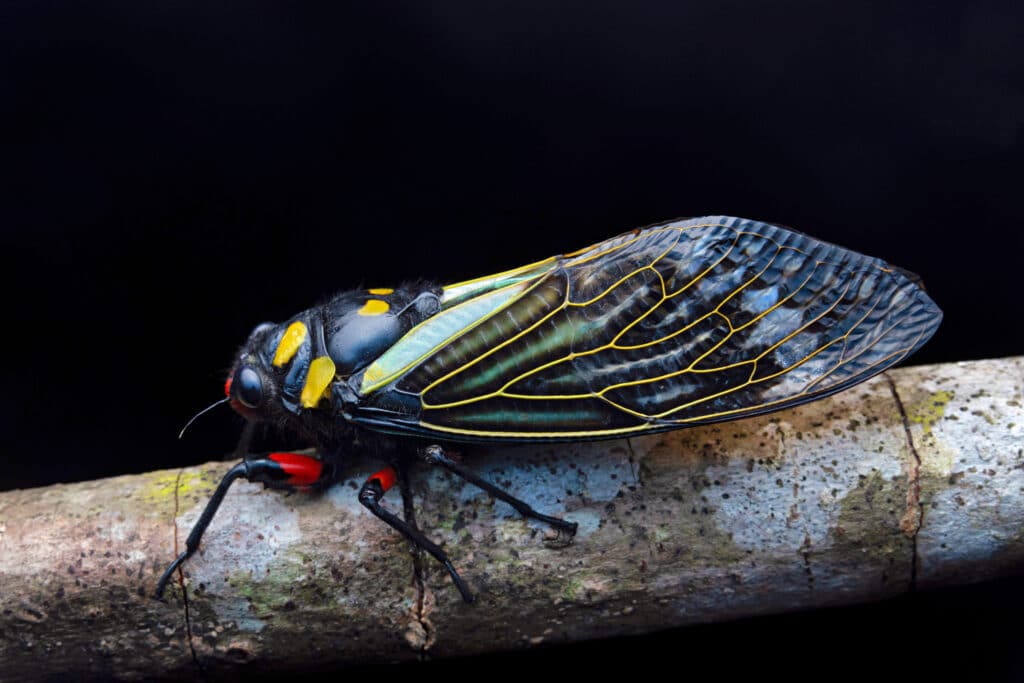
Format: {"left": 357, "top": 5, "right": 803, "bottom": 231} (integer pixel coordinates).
{"left": 236, "top": 366, "right": 263, "bottom": 408}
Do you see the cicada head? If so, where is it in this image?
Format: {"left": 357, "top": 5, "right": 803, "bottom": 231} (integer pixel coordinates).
{"left": 225, "top": 320, "right": 304, "bottom": 423}
{"left": 224, "top": 286, "right": 442, "bottom": 430}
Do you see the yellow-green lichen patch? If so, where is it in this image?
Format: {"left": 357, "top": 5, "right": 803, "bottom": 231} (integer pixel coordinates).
{"left": 195, "top": 545, "right": 343, "bottom": 636}
{"left": 908, "top": 389, "right": 953, "bottom": 438}
{"left": 223, "top": 561, "right": 311, "bottom": 621}
{"left": 833, "top": 469, "right": 913, "bottom": 585}
{"left": 560, "top": 576, "right": 584, "bottom": 601}
{"left": 904, "top": 389, "right": 958, "bottom": 479}
{"left": 140, "top": 470, "right": 210, "bottom": 506}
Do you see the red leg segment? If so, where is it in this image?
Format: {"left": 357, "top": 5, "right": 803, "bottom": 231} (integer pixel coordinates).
{"left": 358, "top": 466, "right": 474, "bottom": 602}
{"left": 268, "top": 452, "right": 325, "bottom": 487}
{"left": 154, "top": 452, "right": 331, "bottom": 599}
{"left": 368, "top": 465, "right": 397, "bottom": 493}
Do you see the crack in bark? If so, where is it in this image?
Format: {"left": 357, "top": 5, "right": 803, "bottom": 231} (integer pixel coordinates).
{"left": 801, "top": 534, "right": 815, "bottom": 592}
{"left": 407, "top": 547, "right": 432, "bottom": 659}
{"left": 624, "top": 437, "right": 658, "bottom": 562}
{"left": 625, "top": 437, "right": 642, "bottom": 487}
{"left": 885, "top": 373, "right": 922, "bottom": 592}
{"left": 398, "top": 466, "right": 434, "bottom": 658}
{"left": 171, "top": 468, "right": 200, "bottom": 669}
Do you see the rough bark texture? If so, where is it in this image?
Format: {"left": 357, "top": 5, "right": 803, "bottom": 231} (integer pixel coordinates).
{"left": 1, "top": 357, "right": 1022, "bottom": 679}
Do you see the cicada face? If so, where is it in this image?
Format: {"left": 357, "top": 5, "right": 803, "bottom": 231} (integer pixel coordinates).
{"left": 224, "top": 288, "right": 444, "bottom": 432}
{"left": 225, "top": 321, "right": 298, "bottom": 423}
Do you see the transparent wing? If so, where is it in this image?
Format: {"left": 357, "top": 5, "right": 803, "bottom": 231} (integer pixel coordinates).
{"left": 353, "top": 216, "right": 942, "bottom": 441}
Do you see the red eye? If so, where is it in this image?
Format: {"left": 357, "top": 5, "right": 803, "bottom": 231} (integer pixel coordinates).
{"left": 224, "top": 376, "right": 233, "bottom": 397}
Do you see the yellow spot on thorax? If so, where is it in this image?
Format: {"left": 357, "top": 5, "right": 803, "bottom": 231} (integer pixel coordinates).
{"left": 301, "top": 356, "right": 337, "bottom": 409}
{"left": 368, "top": 287, "right": 394, "bottom": 295}
{"left": 358, "top": 299, "right": 390, "bottom": 316}
{"left": 273, "top": 321, "right": 308, "bottom": 367}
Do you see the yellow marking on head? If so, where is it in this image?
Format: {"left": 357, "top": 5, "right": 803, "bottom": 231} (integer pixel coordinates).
{"left": 301, "top": 356, "right": 337, "bottom": 409}
{"left": 272, "top": 321, "right": 308, "bottom": 368}
{"left": 358, "top": 299, "right": 390, "bottom": 316}
{"left": 368, "top": 287, "right": 394, "bottom": 295}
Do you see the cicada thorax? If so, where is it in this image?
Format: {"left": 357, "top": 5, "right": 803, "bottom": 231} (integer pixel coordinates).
{"left": 225, "top": 283, "right": 443, "bottom": 440}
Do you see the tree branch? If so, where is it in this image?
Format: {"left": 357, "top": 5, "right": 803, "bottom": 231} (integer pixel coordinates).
{"left": 2, "top": 357, "right": 1022, "bottom": 679}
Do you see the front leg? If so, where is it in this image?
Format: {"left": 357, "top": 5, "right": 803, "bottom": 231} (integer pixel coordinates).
{"left": 358, "top": 466, "right": 475, "bottom": 603}
{"left": 154, "top": 452, "right": 332, "bottom": 600}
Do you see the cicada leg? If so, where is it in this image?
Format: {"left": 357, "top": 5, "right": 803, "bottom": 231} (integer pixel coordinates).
{"left": 422, "top": 444, "right": 579, "bottom": 541}
{"left": 358, "top": 465, "right": 475, "bottom": 603}
{"left": 154, "top": 452, "right": 332, "bottom": 600}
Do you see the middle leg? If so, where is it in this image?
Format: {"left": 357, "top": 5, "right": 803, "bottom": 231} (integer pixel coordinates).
{"left": 358, "top": 465, "right": 475, "bottom": 603}
{"left": 422, "top": 444, "right": 578, "bottom": 538}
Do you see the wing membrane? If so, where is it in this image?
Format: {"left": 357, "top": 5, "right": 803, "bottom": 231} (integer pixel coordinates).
{"left": 353, "top": 216, "right": 942, "bottom": 441}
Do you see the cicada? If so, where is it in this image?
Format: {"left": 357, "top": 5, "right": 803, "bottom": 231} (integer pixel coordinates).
{"left": 155, "top": 216, "right": 941, "bottom": 602}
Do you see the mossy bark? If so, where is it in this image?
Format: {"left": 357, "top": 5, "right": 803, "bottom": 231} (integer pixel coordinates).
{"left": 1, "top": 357, "right": 1022, "bottom": 679}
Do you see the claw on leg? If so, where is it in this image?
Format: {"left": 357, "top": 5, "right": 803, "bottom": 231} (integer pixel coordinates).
{"left": 154, "top": 452, "right": 329, "bottom": 600}
{"left": 359, "top": 466, "right": 475, "bottom": 603}
{"left": 423, "top": 444, "right": 578, "bottom": 538}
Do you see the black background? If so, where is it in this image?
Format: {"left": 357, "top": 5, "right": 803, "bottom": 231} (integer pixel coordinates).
{"left": 3, "top": 1, "right": 1023, "bottom": 679}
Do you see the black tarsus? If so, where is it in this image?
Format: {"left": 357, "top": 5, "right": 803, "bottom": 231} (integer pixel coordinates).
{"left": 422, "top": 444, "right": 578, "bottom": 539}
{"left": 155, "top": 462, "right": 247, "bottom": 599}
{"left": 358, "top": 471, "right": 475, "bottom": 603}
{"left": 154, "top": 457, "right": 293, "bottom": 600}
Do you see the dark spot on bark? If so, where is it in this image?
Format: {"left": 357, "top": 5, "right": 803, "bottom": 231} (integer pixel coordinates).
{"left": 227, "top": 643, "right": 254, "bottom": 661}
{"left": 452, "top": 510, "right": 467, "bottom": 533}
